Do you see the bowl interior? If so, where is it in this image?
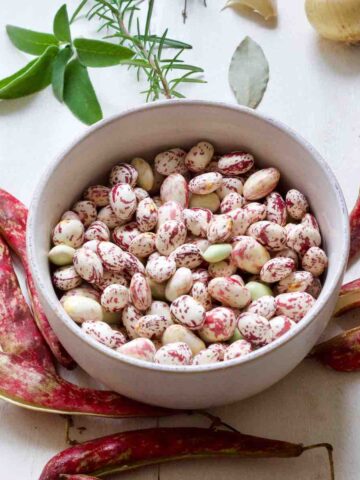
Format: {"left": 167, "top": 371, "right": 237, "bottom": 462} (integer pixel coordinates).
{"left": 28, "top": 100, "right": 349, "bottom": 371}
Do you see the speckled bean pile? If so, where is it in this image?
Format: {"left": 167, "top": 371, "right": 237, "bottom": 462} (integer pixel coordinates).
{"left": 49, "top": 142, "right": 328, "bottom": 366}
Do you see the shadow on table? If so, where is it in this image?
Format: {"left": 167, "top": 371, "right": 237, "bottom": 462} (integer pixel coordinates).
{"left": 0, "top": 95, "right": 37, "bottom": 116}
{"left": 314, "top": 38, "right": 360, "bottom": 76}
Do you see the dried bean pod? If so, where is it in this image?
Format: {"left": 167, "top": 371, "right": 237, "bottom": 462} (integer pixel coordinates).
{"left": 113, "top": 222, "right": 140, "bottom": 250}
{"left": 185, "top": 141, "right": 214, "bottom": 172}
{"left": 83, "top": 185, "right": 110, "bottom": 207}
{"left": 136, "top": 197, "right": 158, "bottom": 232}
{"left": 243, "top": 168, "right": 280, "bottom": 201}
{"left": 154, "top": 148, "right": 187, "bottom": 176}
{"left": 224, "top": 339, "right": 253, "bottom": 361}
{"left": 217, "top": 177, "right": 243, "bottom": 200}
{"left": 259, "top": 257, "right": 295, "bottom": 283}
{"left": 160, "top": 173, "right": 189, "bottom": 207}
{"left": 277, "top": 271, "right": 313, "bottom": 294}
{"left": 302, "top": 247, "right": 328, "bottom": 277}
{"left": 129, "top": 273, "right": 152, "bottom": 311}
{"left": 155, "top": 220, "right": 187, "bottom": 256}
{"left": 72, "top": 201, "right": 97, "bottom": 227}
{"left": 218, "top": 152, "right": 254, "bottom": 175}
{"left": 131, "top": 157, "right": 154, "bottom": 191}
{"left": 155, "top": 342, "right": 192, "bottom": 365}
{"left": 73, "top": 248, "right": 103, "bottom": 284}
{"left": 265, "top": 192, "right": 287, "bottom": 226}
{"left": 189, "top": 172, "right": 223, "bottom": 195}
{"left": 84, "top": 221, "right": 110, "bottom": 242}
{"left": 117, "top": 338, "right": 156, "bottom": 362}
{"left": 146, "top": 255, "right": 177, "bottom": 283}
{"left": 52, "top": 219, "right": 85, "bottom": 248}
{"left": 246, "top": 296, "right": 276, "bottom": 319}
{"left": 286, "top": 189, "right": 309, "bottom": 220}
{"left": 199, "top": 306, "right": 237, "bottom": 342}
{"left": 170, "top": 295, "right": 206, "bottom": 330}
{"left": 110, "top": 184, "right": 137, "bottom": 221}
{"left": 109, "top": 163, "right": 138, "bottom": 187}
{"left": 53, "top": 266, "right": 82, "bottom": 291}
{"left": 101, "top": 284, "right": 129, "bottom": 312}
{"left": 237, "top": 312, "right": 272, "bottom": 346}
{"left": 275, "top": 292, "right": 315, "bottom": 322}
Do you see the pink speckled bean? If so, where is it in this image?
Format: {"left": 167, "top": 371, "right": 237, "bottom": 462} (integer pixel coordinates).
{"left": 220, "top": 192, "right": 245, "bottom": 213}
{"left": 185, "top": 141, "right": 214, "bottom": 173}
{"left": 60, "top": 286, "right": 100, "bottom": 305}
{"left": 146, "top": 255, "right": 177, "bottom": 282}
{"left": 95, "top": 270, "right": 129, "bottom": 290}
{"left": 169, "top": 243, "right": 203, "bottom": 269}
{"left": 275, "top": 247, "right": 299, "bottom": 267}
{"left": 286, "top": 189, "right": 309, "bottom": 220}
{"left": 243, "top": 202, "right": 267, "bottom": 224}
{"left": 165, "top": 267, "right": 193, "bottom": 302}
{"left": 122, "top": 304, "right": 142, "bottom": 339}
{"left": 84, "top": 220, "right": 110, "bottom": 242}
{"left": 188, "top": 172, "right": 223, "bottom": 195}
{"left": 277, "top": 271, "right": 313, "bottom": 294}
{"left": 228, "top": 208, "right": 250, "bottom": 236}
{"left": 237, "top": 312, "right": 272, "bottom": 346}
{"left": 155, "top": 220, "right": 187, "bottom": 256}
{"left": 246, "top": 295, "right": 276, "bottom": 319}
{"left": 208, "top": 259, "right": 237, "bottom": 278}
{"left": 52, "top": 219, "right": 84, "bottom": 248}
{"left": 259, "top": 257, "right": 295, "bottom": 283}
{"left": 113, "top": 222, "right": 140, "bottom": 250}
{"left": 306, "top": 277, "right": 322, "bottom": 299}
{"left": 247, "top": 220, "right": 286, "bottom": 251}
{"left": 208, "top": 276, "right": 251, "bottom": 309}
{"left": 243, "top": 168, "right": 280, "bottom": 201}
{"left": 287, "top": 224, "right": 321, "bottom": 255}
{"left": 207, "top": 215, "right": 233, "bottom": 243}
{"left": 136, "top": 197, "right": 158, "bottom": 232}
{"left": 231, "top": 236, "right": 270, "bottom": 274}
{"left": 83, "top": 185, "right": 110, "bottom": 207}
{"left": 135, "top": 314, "right": 172, "bottom": 339}
{"left": 224, "top": 339, "right": 253, "bottom": 361}
{"left": 82, "top": 320, "right": 119, "bottom": 348}
{"left": 73, "top": 248, "right": 103, "bottom": 284}
{"left": 147, "top": 301, "right": 172, "bottom": 322}
{"left": 129, "top": 232, "right": 156, "bottom": 258}
{"left": 160, "top": 173, "right": 189, "bottom": 208}
{"left": 53, "top": 265, "right": 82, "bottom": 291}
{"left": 183, "top": 207, "right": 213, "bottom": 238}
{"left": 110, "top": 183, "right": 137, "bottom": 221}
{"left": 218, "top": 152, "right": 254, "bottom": 175}
{"left": 117, "top": 337, "right": 156, "bottom": 362}
{"left": 61, "top": 210, "right": 81, "bottom": 221}
{"left": 154, "top": 342, "right": 192, "bottom": 365}
{"left": 154, "top": 148, "right": 187, "bottom": 176}
{"left": 269, "top": 315, "right": 295, "bottom": 339}
{"left": 97, "top": 241, "right": 125, "bottom": 272}
{"left": 97, "top": 205, "right": 123, "bottom": 229}
{"left": 265, "top": 192, "right": 287, "bottom": 226}
{"left": 302, "top": 247, "right": 328, "bottom": 277}
{"left": 101, "top": 284, "right": 129, "bottom": 312}
{"left": 170, "top": 295, "right": 206, "bottom": 330}
{"left": 217, "top": 177, "right": 243, "bottom": 200}
{"left": 134, "top": 187, "right": 149, "bottom": 201}
{"left": 191, "top": 281, "right": 212, "bottom": 311}
{"left": 157, "top": 200, "right": 184, "bottom": 227}
{"left": 275, "top": 292, "right": 315, "bottom": 322}
{"left": 129, "top": 273, "right": 152, "bottom": 311}
{"left": 72, "top": 200, "right": 97, "bottom": 227}
{"left": 199, "top": 307, "right": 237, "bottom": 342}
{"left": 109, "top": 163, "right": 138, "bottom": 187}
{"left": 193, "top": 343, "right": 225, "bottom": 365}
{"left": 192, "top": 268, "right": 211, "bottom": 284}
{"left": 301, "top": 213, "right": 320, "bottom": 232}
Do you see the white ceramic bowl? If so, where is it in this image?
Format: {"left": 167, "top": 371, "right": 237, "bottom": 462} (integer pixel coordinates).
{"left": 28, "top": 100, "right": 349, "bottom": 409}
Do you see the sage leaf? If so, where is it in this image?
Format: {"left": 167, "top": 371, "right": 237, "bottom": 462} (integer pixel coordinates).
{"left": 224, "top": 0, "right": 277, "bottom": 20}
{"left": 73, "top": 38, "right": 135, "bottom": 67}
{"left": 52, "top": 46, "right": 73, "bottom": 102}
{"left": 6, "top": 25, "right": 59, "bottom": 55}
{"left": 228, "top": 36, "right": 269, "bottom": 109}
{"left": 63, "top": 58, "right": 102, "bottom": 125}
{"left": 53, "top": 4, "right": 71, "bottom": 43}
{"left": 0, "top": 45, "right": 58, "bottom": 99}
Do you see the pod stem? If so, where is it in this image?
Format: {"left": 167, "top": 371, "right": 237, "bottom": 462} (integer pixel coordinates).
{"left": 63, "top": 415, "right": 78, "bottom": 446}
{"left": 196, "top": 410, "right": 241, "bottom": 433}
{"left": 302, "top": 443, "right": 335, "bottom": 480}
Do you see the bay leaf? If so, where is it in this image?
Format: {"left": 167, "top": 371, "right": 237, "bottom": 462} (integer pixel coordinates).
{"left": 228, "top": 36, "right": 269, "bottom": 109}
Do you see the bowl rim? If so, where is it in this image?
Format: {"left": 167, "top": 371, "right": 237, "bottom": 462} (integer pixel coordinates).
{"left": 27, "top": 99, "right": 350, "bottom": 374}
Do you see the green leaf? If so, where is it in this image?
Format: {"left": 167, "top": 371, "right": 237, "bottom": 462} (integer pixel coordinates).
{"left": 52, "top": 46, "right": 73, "bottom": 102}
{"left": 6, "top": 25, "right": 59, "bottom": 55}
{"left": 70, "top": 0, "right": 89, "bottom": 23}
{"left": 0, "top": 45, "right": 58, "bottom": 99}
{"left": 53, "top": 4, "right": 71, "bottom": 43}
{"left": 73, "top": 38, "right": 135, "bottom": 67}
{"left": 228, "top": 36, "right": 269, "bottom": 109}
{"left": 63, "top": 58, "right": 102, "bottom": 125}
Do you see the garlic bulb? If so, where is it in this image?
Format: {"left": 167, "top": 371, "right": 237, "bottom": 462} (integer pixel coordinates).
{"left": 224, "top": 0, "right": 277, "bottom": 20}
{"left": 305, "top": 0, "right": 360, "bottom": 42}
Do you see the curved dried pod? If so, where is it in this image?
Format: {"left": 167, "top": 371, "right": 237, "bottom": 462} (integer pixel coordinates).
{"left": 224, "top": 0, "right": 277, "bottom": 20}
{"left": 305, "top": 0, "right": 360, "bottom": 43}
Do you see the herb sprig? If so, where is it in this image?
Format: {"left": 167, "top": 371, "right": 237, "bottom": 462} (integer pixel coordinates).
{"left": 75, "top": 0, "right": 205, "bottom": 101}
{"left": 0, "top": 1, "right": 205, "bottom": 124}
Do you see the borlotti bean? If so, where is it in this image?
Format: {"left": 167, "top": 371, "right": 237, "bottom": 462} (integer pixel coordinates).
{"left": 50, "top": 140, "right": 327, "bottom": 365}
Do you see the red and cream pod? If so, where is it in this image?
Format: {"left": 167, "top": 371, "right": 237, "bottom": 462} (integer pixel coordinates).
{"left": 28, "top": 100, "right": 348, "bottom": 409}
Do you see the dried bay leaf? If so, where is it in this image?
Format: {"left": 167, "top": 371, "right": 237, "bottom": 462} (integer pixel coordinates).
{"left": 228, "top": 36, "right": 269, "bottom": 109}
{"left": 224, "top": 0, "right": 277, "bottom": 20}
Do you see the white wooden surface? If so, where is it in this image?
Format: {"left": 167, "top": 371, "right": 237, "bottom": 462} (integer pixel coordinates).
{"left": 1, "top": 1, "right": 360, "bottom": 478}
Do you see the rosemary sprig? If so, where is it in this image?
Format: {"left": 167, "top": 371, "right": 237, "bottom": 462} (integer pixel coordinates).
{"left": 74, "top": 0, "right": 206, "bottom": 100}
